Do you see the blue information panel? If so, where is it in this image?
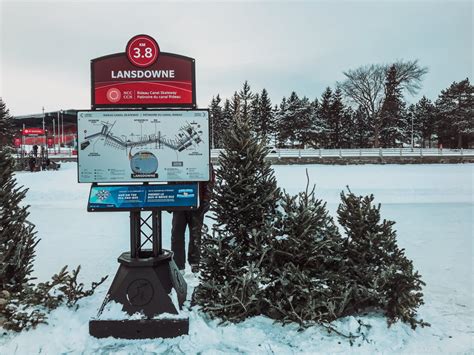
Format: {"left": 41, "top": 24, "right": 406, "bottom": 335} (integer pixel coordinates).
{"left": 87, "top": 183, "right": 199, "bottom": 212}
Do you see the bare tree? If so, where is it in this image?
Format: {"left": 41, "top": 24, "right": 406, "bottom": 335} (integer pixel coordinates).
{"left": 392, "top": 60, "right": 429, "bottom": 95}
{"left": 339, "top": 60, "right": 428, "bottom": 147}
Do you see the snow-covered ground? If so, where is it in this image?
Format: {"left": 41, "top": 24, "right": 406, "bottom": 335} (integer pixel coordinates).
{"left": 1, "top": 163, "right": 473, "bottom": 354}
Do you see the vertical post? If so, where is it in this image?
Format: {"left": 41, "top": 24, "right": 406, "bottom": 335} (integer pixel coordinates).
{"left": 53, "top": 118, "right": 56, "bottom": 154}
{"left": 21, "top": 127, "right": 25, "bottom": 161}
{"left": 61, "top": 110, "right": 64, "bottom": 149}
{"left": 152, "top": 210, "right": 162, "bottom": 257}
{"left": 56, "top": 112, "right": 60, "bottom": 153}
{"left": 130, "top": 211, "right": 141, "bottom": 258}
{"left": 42, "top": 107, "right": 45, "bottom": 131}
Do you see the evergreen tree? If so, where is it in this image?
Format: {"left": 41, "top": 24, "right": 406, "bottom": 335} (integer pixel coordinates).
{"left": 221, "top": 99, "right": 233, "bottom": 146}
{"left": 257, "top": 88, "right": 274, "bottom": 142}
{"left": 230, "top": 91, "right": 240, "bottom": 117}
{"left": 0, "top": 147, "right": 107, "bottom": 331}
{"left": 209, "top": 95, "right": 223, "bottom": 149}
{"left": 435, "top": 78, "right": 473, "bottom": 148}
{"left": 408, "top": 96, "right": 436, "bottom": 148}
{"left": 339, "top": 106, "right": 355, "bottom": 148}
{"left": 306, "top": 98, "right": 322, "bottom": 148}
{"left": 317, "top": 88, "right": 333, "bottom": 148}
{"left": 337, "top": 190, "right": 427, "bottom": 328}
{"left": 0, "top": 148, "right": 38, "bottom": 293}
{"left": 279, "top": 92, "right": 302, "bottom": 147}
{"left": 249, "top": 92, "right": 260, "bottom": 134}
{"left": 352, "top": 106, "right": 372, "bottom": 148}
{"left": 0, "top": 98, "right": 14, "bottom": 147}
{"left": 265, "top": 178, "right": 350, "bottom": 325}
{"left": 296, "top": 96, "right": 313, "bottom": 147}
{"left": 238, "top": 81, "right": 254, "bottom": 122}
{"left": 275, "top": 97, "right": 288, "bottom": 147}
{"left": 379, "top": 65, "right": 408, "bottom": 147}
{"left": 329, "top": 88, "right": 345, "bottom": 148}
{"left": 271, "top": 104, "right": 280, "bottom": 147}
{"left": 194, "top": 114, "right": 280, "bottom": 321}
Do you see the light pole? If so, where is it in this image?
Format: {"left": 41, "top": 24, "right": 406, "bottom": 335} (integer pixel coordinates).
{"left": 53, "top": 116, "right": 56, "bottom": 154}
{"left": 42, "top": 107, "right": 45, "bottom": 131}
{"left": 60, "top": 110, "right": 64, "bottom": 147}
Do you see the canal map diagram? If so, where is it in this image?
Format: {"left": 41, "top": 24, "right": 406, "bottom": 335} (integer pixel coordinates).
{"left": 77, "top": 110, "right": 210, "bottom": 183}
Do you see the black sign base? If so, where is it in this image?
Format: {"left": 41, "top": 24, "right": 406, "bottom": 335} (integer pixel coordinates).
{"left": 89, "top": 250, "right": 188, "bottom": 339}
{"left": 89, "top": 318, "right": 189, "bottom": 339}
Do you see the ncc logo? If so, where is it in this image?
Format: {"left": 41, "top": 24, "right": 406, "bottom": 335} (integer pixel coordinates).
{"left": 106, "top": 88, "right": 122, "bottom": 103}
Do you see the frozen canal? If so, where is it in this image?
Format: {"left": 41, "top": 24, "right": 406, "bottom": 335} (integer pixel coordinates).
{"left": 2, "top": 162, "right": 472, "bottom": 354}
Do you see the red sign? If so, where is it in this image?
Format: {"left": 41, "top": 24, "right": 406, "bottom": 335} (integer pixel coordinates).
{"left": 47, "top": 138, "right": 54, "bottom": 148}
{"left": 14, "top": 138, "right": 21, "bottom": 147}
{"left": 91, "top": 35, "right": 196, "bottom": 109}
{"left": 126, "top": 34, "right": 160, "bottom": 68}
{"left": 22, "top": 128, "right": 45, "bottom": 136}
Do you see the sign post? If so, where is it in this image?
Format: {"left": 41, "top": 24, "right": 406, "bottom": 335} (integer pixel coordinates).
{"left": 83, "top": 35, "right": 206, "bottom": 339}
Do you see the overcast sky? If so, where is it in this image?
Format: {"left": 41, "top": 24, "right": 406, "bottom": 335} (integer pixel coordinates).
{"left": 0, "top": 0, "right": 472, "bottom": 116}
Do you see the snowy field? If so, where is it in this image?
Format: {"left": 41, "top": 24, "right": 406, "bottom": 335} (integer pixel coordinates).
{"left": 1, "top": 163, "right": 473, "bottom": 354}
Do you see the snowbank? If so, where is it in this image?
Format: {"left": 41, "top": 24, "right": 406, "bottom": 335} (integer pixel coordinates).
{"left": 1, "top": 163, "right": 472, "bottom": 354}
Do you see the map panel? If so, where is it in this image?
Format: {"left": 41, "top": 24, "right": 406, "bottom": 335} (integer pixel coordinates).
{"left": 77, "top": 110, "right": 209, "bottom": 183}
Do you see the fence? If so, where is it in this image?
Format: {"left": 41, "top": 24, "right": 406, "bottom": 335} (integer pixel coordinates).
{"left": 210, "top": 148, "right": 474, "bottom": 159}
{"left": 34, "top": 147, "right": 474, "bottom": 161}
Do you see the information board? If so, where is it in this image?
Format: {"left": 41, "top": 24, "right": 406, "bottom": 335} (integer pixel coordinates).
{"left": 87, "top": 183, "right": 199, "bottom": 211}
{"left": 91, "top": 52, "right": 195, "bottom": 108}
{"left": 77, "top": 110, "right": 209, "bottom": 183}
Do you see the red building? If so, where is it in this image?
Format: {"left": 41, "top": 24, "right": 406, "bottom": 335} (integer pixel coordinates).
{"left": 13, "top": 109, "right": 78, "bottom": 147}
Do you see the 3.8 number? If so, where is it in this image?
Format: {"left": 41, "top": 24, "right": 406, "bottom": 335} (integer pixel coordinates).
{"left": 133, "top": 47, "right": 153, "bottom": 58}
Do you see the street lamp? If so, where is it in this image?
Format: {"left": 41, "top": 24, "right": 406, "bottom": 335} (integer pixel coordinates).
{"left": 53, "top": 114, "right": 57, "bottom": 154}
{"left": 60, "top": 109, "right": 64, "bottom": 147}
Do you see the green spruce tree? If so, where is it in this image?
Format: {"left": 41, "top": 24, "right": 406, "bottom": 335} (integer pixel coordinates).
{"left": 0, "top": 139, "right": 107, "bottom": 331}
{"left": 194, "top": 113, "right": 280, "bottom": 322}
{"left": 317, "top": 87, "right": 333, "bottom": 148}
{"left": 435, "top": 78, "right": 473, "bottom": 148}
{"left": 265, "top": 174, "right": 351, "bottom": 326}
{"left": 379, "top": 65, "right": 409, "bottom": 147}
{"left": 337, "top": 190, "right": 427, "bottom": 328}
{"left": 258, "top": 88, "right": 274, "bottom": 142}
{"left": 238, "top": 81, "right": 254, "bottom": 123}
{"left": 329, "top": 88, "right": 345, "bottom": 148}
{"left": 209, "top": 95, "right": 223, "bottom": 149}
{"left": 0, "top": 148, "right": 38, "bottom": 293}
{"left": 0, "top": 98, "right": 14, "bottom": 147}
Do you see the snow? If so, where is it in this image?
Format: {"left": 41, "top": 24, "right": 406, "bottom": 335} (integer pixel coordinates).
{"left": 1, "top": 163, "right": 472, "bottom": 354}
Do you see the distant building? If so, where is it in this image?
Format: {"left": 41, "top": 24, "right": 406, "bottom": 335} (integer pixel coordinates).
{"left": 13, "top": 110, "right": 78, "bottom": 146}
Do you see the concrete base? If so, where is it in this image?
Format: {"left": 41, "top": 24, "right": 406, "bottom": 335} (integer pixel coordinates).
{"left": 89, "top": 318, "right": 189, "bottom": 339}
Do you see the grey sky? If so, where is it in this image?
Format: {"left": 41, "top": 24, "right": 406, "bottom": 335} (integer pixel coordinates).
{"left": 0, "top": 0, "right": 472, "bottom": 116}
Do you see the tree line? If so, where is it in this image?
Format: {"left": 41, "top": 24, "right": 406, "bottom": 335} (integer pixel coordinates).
{"left": 209, "top": 60, "right": 473, "bottom": 149}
